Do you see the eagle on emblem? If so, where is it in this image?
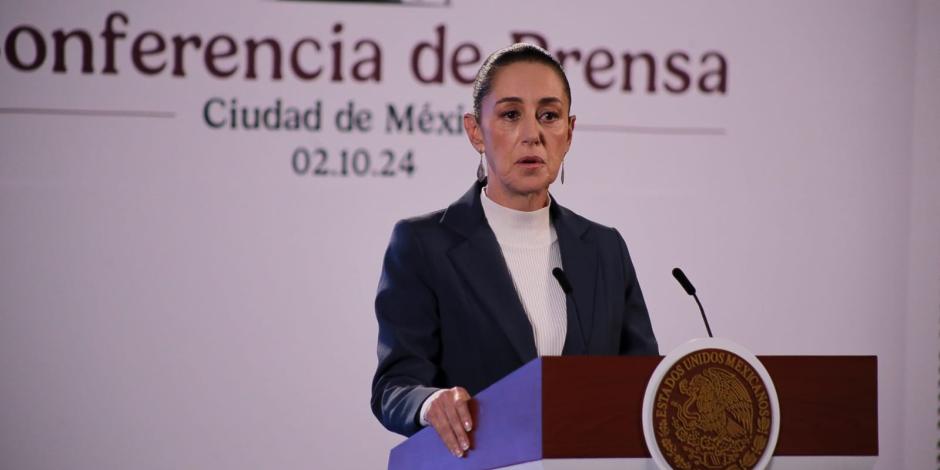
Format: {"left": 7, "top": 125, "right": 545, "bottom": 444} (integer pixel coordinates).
{"left": 676, "top": 367, "right": 753, "bottom": 440}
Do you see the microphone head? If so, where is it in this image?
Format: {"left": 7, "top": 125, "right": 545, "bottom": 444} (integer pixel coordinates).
{"left": 672, "top": 267, "right": 697, "bottom": 296}
{"left": 551, "top": 267, "right": 573, "bottom": 294}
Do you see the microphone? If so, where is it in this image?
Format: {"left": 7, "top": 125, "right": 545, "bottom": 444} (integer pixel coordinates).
{"left": 552, "top": 268, "right": 588, "bottom": 349}
{"left": 551, "top": 267, "right": 573, "bottom": 294}
{"left": 671, "top": 267, "right": 713, "bottom": 338}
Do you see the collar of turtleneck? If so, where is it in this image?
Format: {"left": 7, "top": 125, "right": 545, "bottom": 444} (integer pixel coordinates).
{"left": 480, "top": 187, "right": 557, "bottom": 248}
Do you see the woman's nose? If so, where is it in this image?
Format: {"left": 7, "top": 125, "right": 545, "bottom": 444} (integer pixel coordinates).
{"left": 520, "top": 115, "right": 542, "bottom": 145}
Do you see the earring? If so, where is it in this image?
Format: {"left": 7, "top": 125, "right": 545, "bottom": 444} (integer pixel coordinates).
{"left": 560, "top": 161, "right": 565, "bottom": 184}
{"left": 477, "top": 152, "right": 486, "bottom": 182}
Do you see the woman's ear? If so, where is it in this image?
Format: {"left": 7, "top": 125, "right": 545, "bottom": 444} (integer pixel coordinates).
{"left": 567, "top": 115, "right": 576, "bottom": 146}
{"left": 463, "top": 113, "right": 485, "bottom": 153}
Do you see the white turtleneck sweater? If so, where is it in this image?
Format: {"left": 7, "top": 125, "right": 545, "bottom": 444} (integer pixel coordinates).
{"left": 419, "top": 188, "right": 568, "bottom": 426}
{"left": 479, "top": 188, "right": 568, "bottom": 356}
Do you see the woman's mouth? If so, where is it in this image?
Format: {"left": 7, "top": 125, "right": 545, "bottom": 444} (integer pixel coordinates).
{"left": 516, "top": 156, "right": 545, "bottom": 166}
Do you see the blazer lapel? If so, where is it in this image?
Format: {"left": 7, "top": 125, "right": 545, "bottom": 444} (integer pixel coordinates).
{"left": 442, "top": 181, "right": 538, "bottom": 363}
{"left": 552, "top": 201, "right": 598, "bottom": 355}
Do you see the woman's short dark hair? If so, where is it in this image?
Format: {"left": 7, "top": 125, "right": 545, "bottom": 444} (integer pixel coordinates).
{"left": 471, "top": 43, "right": 572, "bottom": 120}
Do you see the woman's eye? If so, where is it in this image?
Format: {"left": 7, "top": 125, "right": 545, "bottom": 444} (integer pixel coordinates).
{"left": 540, "top": 111, "right": 560, "bottom": 122}
{"left": 501, "top": 110, "right": 520, "bottom": 120}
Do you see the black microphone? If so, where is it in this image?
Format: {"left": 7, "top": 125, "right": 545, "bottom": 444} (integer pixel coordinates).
{"left": 552, "top": 268, "right": 588, "bottom": 350}
{"left": 551, "top": 267, "right": 573, "bottom": 294}
{"left": 672, "top": 267, "right": 713, "bottom": 338}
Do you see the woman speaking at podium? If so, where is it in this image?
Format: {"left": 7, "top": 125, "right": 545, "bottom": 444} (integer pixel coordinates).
{"left": 371, "top": 43, "right": 658, "bottom": 458}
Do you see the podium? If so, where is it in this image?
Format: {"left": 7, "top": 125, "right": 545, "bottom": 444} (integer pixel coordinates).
{"left": 388, "top": 356, "right": 877, "bottom": 469}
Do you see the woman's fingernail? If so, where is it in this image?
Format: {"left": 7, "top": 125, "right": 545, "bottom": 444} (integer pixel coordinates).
{"left": 453, "top": 449, "right": 463, "bottom": 458}
{"left": 461, "top": 440, "right": 469, "bottom": 451}
{"left": 464, "top": 421, "right": 472, "bottom": 432}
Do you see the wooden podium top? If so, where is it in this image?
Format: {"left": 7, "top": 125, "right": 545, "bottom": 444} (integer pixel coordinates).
{"left": 541, "top": 355, "right": 877, "bottom": 458}
{"left": 388, "top": 355, "right": 877, "bottom": 469}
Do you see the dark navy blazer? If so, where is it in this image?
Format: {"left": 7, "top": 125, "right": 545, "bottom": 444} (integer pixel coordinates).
{"left": 371, "top": 180, "right": 658, "bottom": 436}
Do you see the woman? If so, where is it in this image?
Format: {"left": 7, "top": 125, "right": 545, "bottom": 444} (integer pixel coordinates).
{"left": 370, "top": 43, "right": 658, "bottom": 458}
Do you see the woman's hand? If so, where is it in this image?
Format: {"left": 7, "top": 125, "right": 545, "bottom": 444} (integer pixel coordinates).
{"left": 425, "top": 386, "right": 474, "bottom": 458}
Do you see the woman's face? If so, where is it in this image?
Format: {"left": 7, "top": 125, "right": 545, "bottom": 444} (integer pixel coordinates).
{"left": 464, "top": 61, "right": 575, "bottom": 209}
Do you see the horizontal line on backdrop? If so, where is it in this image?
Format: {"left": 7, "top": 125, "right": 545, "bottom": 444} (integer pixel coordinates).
{"left": 0, "top": 108, "right": 723, "bottom": 136}
{"left": 270, "top": 0, "right": 452, "bottom": 7}
{"left": 0, "top": 107, "right": 176, "bottom": 118}
{"left": 578, "top": 124, "right": 726, "bottom": 136}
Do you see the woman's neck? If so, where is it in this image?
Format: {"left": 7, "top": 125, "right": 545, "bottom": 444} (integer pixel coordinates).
{"left": 483, "top": 185, "right": 549, "bottom": 212}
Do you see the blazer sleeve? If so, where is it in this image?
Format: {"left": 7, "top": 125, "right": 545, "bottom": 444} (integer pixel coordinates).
{"left": 614, "top": 228, "right": 659, "bottom": 355}
{"left": 370, "top": 220, "right": 442, "bottom": 436}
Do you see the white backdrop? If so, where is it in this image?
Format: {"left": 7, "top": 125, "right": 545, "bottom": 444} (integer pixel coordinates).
{"left": 0, "top": 1, "right": 937, "bottom": 469}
